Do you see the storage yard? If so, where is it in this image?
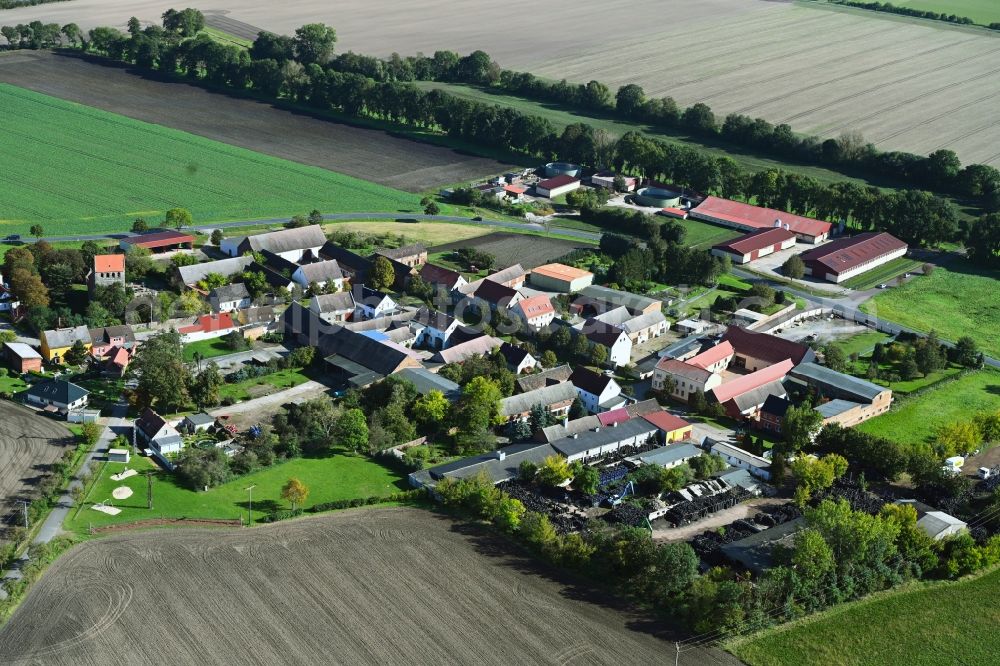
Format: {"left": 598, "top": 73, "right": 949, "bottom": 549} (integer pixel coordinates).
{"left": 1, "top": 1, "right": 998, "bottom": 165}
{"left": 0, "top": 508, "right": 717, "bottom": 665}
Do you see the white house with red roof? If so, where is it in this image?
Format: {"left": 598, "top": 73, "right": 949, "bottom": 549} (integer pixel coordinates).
{"left": 653, "top": 357, "right": 723, "bottom": 403}
{"left": 512, "top": 293, "right": 555, "bottom": 330}
{"left": 178, "top": 313, "right": 237, "bottom": 343}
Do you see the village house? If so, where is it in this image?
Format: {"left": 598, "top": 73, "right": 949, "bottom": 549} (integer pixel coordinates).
{"left": 135, "top": 407, "right": 184, "bottom": 455}
{"left": 591, "top": 306, "right": 669, "bottom": 344}
{"left": 40, "top": 326, "right": 91, "bottom": 363}
{"left": 178, "top": 313, "right": 237, "bottom": 343}
{"left": 583, "top": 324, "right": 633, "bottom": 368}
{"left": 549, "top": 417, "right": 658, "bottom": 463}
{"left": 653, "top": 358, "right": 722, "bottom": 402}
{"left": 354, "top": 286, "right": 397, "bottom": 320}
{"left": 89, "top": 325, "right": 136, "bottom": 359}
{"left": 419, "top": 263, "right": 468, "bottom": 293}
{"left": 499, "top": 382, "right": 577, "bottom": 423}
{"left": 25, "top": 379, "right": 89, "bottom": 416}
{"left": 499, "top": 342, "right": 537, "bottom": 374}
{"left": 511, "top": 294, "right": 555, "bottom": 330}
{"left": 789, "top": 362, "right": 893, "bottom": 426}
{"left": 412, "top": 307, "right": 460, "bottom": 350}
{"left": 641, "top": 411, "right": 694, "bottom": 443}
{"left": 710, "top": 440, "right": 772, "bottom": 480}
{"left": 569, "top": 366, "right": 626, "bottom": 414}
{"left": 430, "top": 335, "right": 504, "bottom": 365}
{"left": 309, "top": 291, "right": 355, "bottom": 324}
{"left": 573, "top": 285, "right": 661, "bottom": 317}
{"left": 529, "top": 263, "right": 594, "bottom": 293}
{"left": 208, "top": 283, "right": 252, "bottom": 313}
{"left": 516, "top": 364, "right": 573, "bottom": 393}
{"left": 220, "top": 225, "right": 326, "bottom": 262}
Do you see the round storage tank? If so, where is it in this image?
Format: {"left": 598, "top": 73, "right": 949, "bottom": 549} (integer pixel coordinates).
{"left": 544, "top": 162, "right": 581, "bottom": 178}
{"left": 634, "top": 186, "right": 682, "bottom": 208}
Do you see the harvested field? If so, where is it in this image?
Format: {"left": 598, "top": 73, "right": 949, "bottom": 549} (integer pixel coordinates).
{"left": 0, "top": 508, "right": 725, "bottom": 665}
{"left": 325, "top": 220, "right": 491, "bottom": 246}
{"left": 431, "top": 232, "right": 589, "bottom": 270}
{"left": 0, "top": 50, "right": 511, "bottom": 194}
{"left": 1, "top": 2, "right": 998, "bottom": 165}
{"left": 0, "top": 402, "right": 73, "bottom": 543}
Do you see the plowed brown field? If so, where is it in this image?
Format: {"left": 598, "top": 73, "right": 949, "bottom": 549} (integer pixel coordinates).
{"left": 0, "top": 508, "right": 735, "bottom": 665}
{"left": 0, "top": 402, "right": 73, "bottom": 543}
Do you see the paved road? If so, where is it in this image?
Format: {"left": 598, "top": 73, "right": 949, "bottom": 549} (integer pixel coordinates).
{"left": 13, "top": 212, "right": 603, "bottom": 245}
{"left": 33, "top": 401, "right": 129, "bottom": 544}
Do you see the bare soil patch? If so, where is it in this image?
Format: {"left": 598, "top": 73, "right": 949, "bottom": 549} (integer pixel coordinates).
{"left": 0, "top": 51, "right": 512, "bottom": 192}
{"left": 0, "top": 508, "right": 727, "bottom": 664}
{"left": 432, "top": 232, "right": 587, "bottom": 270}
{"left": 0, "top": 402, "right": 74, "bottom": 543}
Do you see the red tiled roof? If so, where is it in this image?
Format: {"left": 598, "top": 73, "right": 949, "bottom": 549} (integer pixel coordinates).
{"left": 598, "top": 408, "right": 632, "bottom": 427}
{"left": 504, "top": 185, "right": 527, "bottom": 194}
{"left": 799, "top": 232, "right": 907, "bottom": 276}
{"left": 179, "top": 313, "right": 235, "bottom": 334}
{"left": 721, "top": 326, "right": 813, "bottom": 366}
{"left": 713, "top": 227, "right": 797, "bottom": 255}
{"left": 93, "top": 254, "right": 125, "bottom": 272}
{"left": 515, "top": 294, "right": 554, "bottom": 319}
{"left": 688, "top": 341, "right": 735, "bottom": 370}
{"left": 660, "top": 207, "right": 688, "bottom": 218}
{"left": 537, "top": 174, "right": 579, "bottom": 190}
{"left": 642, "top": 410, "right": 693, "bottom": 434}
{"left": 123, "top": 230, "right": 195, "bottom": 249}
{"left": 692, "top": 197, "right": 832, "bottom": 239}
{"left": 711, "top": 359, "right": 794, "bottom": 403}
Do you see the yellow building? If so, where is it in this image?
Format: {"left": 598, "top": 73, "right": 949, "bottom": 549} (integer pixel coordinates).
{"left": 40, "top": 325, "right": 91, "bottom": 363}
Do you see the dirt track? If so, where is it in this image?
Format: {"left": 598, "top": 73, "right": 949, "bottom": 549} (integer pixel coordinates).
{"left": 0, "top": 51, "right": 511, "bottom": 192}
{"left": 0, "top": 507, "right": 735, "bottom": 665}
{"left": 0, "top": 402, "right": 73, "bottom": 542}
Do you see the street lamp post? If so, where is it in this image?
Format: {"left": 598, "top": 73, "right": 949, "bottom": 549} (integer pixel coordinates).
{"left": 245, "top": 484, "right": 256, "bottom": 526}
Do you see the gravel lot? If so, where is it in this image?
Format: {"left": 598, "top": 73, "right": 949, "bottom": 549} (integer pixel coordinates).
{"left": 0, "top": 1, "right": 996, "bottom": 164}
{"left": 0, "top": 51, "right": 511, "bottom": 192}
{"left": 0, "top": 507, "right": 730, "bottom": 665}
{"left": 0, "top": 402, "right": 74, "bottom": 544}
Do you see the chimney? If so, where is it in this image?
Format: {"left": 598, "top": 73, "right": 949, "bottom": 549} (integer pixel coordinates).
{"left": 784, "top": 223, "right": 790, "bottom": 231}
{"left": 774, "top": 218, "right": 782, "bottom": 228}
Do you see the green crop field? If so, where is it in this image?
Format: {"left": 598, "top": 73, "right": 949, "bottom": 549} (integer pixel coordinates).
{"left": 894, "top": 0, "right": 1000, "bottom": 25}
{"left": 861, "top": 263, "right": 1000, "bottom": 359}
{"left": 0, "top": 84, "right": 423, "bottom": 236}
{"left": 732, "top": 566, "right": 1000, "bottom": 666}
{"left": 66, "top": 450, "right": 408, "bottom": 530}
{"left": 857, "top": 369, "right": 1000, "bottom": 445}
{"left": 414, "top": 82, "right": 876, "bottom": 188}
{"left": 840, "top": 256, "right": 925, "bottom": 290}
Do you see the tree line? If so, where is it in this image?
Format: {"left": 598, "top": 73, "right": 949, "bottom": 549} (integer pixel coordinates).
{"left": 4, "top": 10, "right": 995, "bottom": 251}
{"left": 821, "top": 0, "right": 999, "bottom": 29}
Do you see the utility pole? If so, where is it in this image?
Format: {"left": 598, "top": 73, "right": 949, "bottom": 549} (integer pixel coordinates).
{"left": 14, "top": 499, "right": 29, "bottom": 529}
{"left": 245, "top": 484, "right": 256, "bottom": 526}
{"left": 131, "top": 420, "right": 136, "bottom": 457}
{"left": 146, "top": 471, "right": 153, "bottom": 510}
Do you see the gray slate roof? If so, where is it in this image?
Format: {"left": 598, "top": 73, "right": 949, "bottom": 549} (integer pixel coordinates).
{"left": 375, "top": 244, "right": 426, "bottom": 261}
{"left": 517, "top": 364, "right": 573, "bottom": 393}
{"left": 244, "top": 225, "right": 326, "bottom": 254}
{"left": 632, "top": 443, "right": 702, "bottom": 467}
{"left": 26, "top": 379, "right": 88, "bottom": 405}
{"left": 578, "top": 285, "right": 658, "bottom": 313}
{"left": 310, "top": 291, "right": 355, "bottom": 313}
{"left": 500, "top": 382, "right": 577, "bottom": 418}
{"left": 296, "top": 260, "right": 344, "bottom": 283}
{"left": 42, "top": 326, "right": 90, "bottom": 349}
{"left": 396, "top": 367, "right": 461, "bottom": 400}
{"left": 421, "top": 442, "right": 560, "bottom": 485}
{"left": 178, "top": 256, "right": 252, "bottom": 286}
{"left": 549, "top": 417, "right": 658, "bottom": 459}
{"left": 790, "top": 362, "right": 887, "bottom": 403}
{"left": 209, "top": 283, "right": 250, "bottom": 303}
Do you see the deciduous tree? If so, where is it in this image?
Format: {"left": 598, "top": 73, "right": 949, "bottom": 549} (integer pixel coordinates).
{"left": 281, "top": 477, "right": 309, "bottom": 512}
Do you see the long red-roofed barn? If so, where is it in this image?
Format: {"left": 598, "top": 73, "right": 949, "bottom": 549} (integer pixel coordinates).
{"left": 798, "top": 232, "right": 908, "bottom": 283}
{"left": 711, "top": 227, "right": 797, "bottom": 264}
{"left": 690, "top": 196, "right": 832, "bottom": 244}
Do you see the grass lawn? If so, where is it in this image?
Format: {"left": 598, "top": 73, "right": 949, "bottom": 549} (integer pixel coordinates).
{"left": 182, "top": 337, "right": 237, "bottom": 363}
{"left": 861, "top": 263, "right": 1000, "bottom": 358}
{"left": 200, "top": 27, "right": 252, "bottom": 48}
{"left": 682, "top": 218, "right": 742, "bottom": 249}
{"left": 830, "top": 330, "right": 892, "bottom": 357}
{"left": 858, "top": 368, "right": 1000, "bottom": 445}
{"left": 413, "top": 82, "right": 877, "bottom": 188}
{"left": 0, "top": 84, "right": 423, "bottom": 236}
{"left": 0, "top": 373, "right": 29, "bottom": 394}
{"left": 324, "top": 220, "right": 491, "bottom": 246}
{"left": 731, "top": 566, "right": 1000, "bottom": 666}
{"left": 841, "top": 256, "right": 925, "bottom": 290}
{"left": 894, "top": 0, "right": 1000, "bottom": 25}
{"left": 65, "top": 449, "right": 408, "bottom": 530}
{"left": 218, "top": 367, "right": 310, "bottom": 402}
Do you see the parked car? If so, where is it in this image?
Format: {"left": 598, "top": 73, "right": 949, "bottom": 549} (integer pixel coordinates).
{"left": 878, "top": 283, "right": 888, "bottom": 289}
{"left": 979, "top": 467, "right": 992, "bottom": 480}
{"left": 4, "top": 234, "right": 20, "bottom": 241}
